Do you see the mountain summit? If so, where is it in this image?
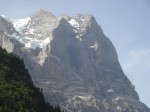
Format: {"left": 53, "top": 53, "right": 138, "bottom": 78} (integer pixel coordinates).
{"left": 0, "top": 10, "right": 150, "bottom": 112}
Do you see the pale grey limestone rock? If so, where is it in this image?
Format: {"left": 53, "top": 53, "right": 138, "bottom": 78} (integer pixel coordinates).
{"left": 0, "top": 10, "right": 149, "bottom": 112}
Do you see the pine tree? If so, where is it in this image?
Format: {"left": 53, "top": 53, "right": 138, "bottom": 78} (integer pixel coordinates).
{"left": 0, "top": 47, "right": 62, "bottom": 112}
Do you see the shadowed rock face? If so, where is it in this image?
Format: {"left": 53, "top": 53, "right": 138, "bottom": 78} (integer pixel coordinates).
{"left": 0, "top": 10, "right": 150, "bottom": 112}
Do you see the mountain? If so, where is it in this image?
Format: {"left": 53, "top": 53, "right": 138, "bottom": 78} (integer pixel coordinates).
{"left": 0, "top": 10, "right": 150, "bottom": 112}
{"left": 0, "top": 47, "right": 62, "bottom": 112}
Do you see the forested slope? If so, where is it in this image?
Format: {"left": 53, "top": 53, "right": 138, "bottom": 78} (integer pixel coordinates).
{"left": 0, "top": 47, "right": 62, "bottom": 112}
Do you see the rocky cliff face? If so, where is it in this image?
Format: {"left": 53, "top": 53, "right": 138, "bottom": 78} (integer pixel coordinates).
{"left": 0, "top": 10, "right": 150, "bottom": 112}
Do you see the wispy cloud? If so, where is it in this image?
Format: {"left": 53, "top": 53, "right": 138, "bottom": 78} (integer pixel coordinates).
{"left": 122, "top": 48, "right": 150, "bottom": 107}
{"left": 122, "top": 48, "right": 150, "bottom": 73}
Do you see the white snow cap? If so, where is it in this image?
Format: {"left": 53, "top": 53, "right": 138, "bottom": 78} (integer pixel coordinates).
{"left": 8, "top": 17, "right": 52, "bottom": 49}
{"left": 12, "top": 17, "right": 31, "bottom": 33}
{"left": 10, "top": 33, "right": 51, "bottom": 49}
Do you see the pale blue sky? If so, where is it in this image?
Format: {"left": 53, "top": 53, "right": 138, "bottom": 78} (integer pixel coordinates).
{"left": 0, "top": 0, "right": 150, "bottom": 107}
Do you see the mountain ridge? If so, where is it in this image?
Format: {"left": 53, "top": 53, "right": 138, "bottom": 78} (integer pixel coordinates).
{"left": 0, "top": 10, "right": 150, "bottom": 112}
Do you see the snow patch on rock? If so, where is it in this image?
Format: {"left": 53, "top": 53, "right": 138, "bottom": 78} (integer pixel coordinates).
{"left": 90, "top": 41, "right": 98, "bottom": 51}
{"left": 12, "top": 17, "right": 31, "bottom": 33}
{"left": 116, "top": 106, "right": 122, "bottom": 111}
{"left": 1, "top": 15, "right": 12, "bottom": 23}
{"left": 112, "top": 96, "right": 125, "bottom": 104}
{"left": 10, "top": 33, "right": 51, "bottom": 49}
{"left": 107, "top": 89, "right": 114, "bottom": 93}
{"left": 68, "top": 19, "right": 79, "bottom": 29}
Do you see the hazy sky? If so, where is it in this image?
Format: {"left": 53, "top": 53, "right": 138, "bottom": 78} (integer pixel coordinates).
{"left": 0, "top": 0, "right": 150, "bottom": 107}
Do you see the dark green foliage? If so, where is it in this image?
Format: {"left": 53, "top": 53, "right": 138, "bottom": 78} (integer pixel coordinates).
{"left": 0, "top": 47, "right": 62, "bottom": 112}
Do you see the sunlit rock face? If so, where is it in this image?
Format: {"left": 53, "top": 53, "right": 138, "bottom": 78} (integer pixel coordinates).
{"left": 0, "top": 10, "right": 150, "bottom": 112}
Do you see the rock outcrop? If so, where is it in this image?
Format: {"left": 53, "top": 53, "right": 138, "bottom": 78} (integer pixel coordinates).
{"left": 0, "top": 10, "right": 149, "bottom": 112}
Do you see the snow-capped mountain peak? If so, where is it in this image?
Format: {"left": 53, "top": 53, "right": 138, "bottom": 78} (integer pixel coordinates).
{"left": 0, "top": 10, "right": 150, "bottom": 112}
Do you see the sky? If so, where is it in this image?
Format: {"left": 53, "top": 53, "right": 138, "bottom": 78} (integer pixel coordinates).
{"left": 0, "top": 0, "right": 150, "bottom": 108}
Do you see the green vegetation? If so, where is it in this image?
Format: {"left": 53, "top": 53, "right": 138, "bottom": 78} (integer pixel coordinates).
{"left": 0, "top": 47, "right": 62, "bottom": 112}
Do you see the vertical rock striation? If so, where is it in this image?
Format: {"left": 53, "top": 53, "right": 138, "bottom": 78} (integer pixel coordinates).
{"left": 0, "top": 10, "right": 149, "bottom": 112}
